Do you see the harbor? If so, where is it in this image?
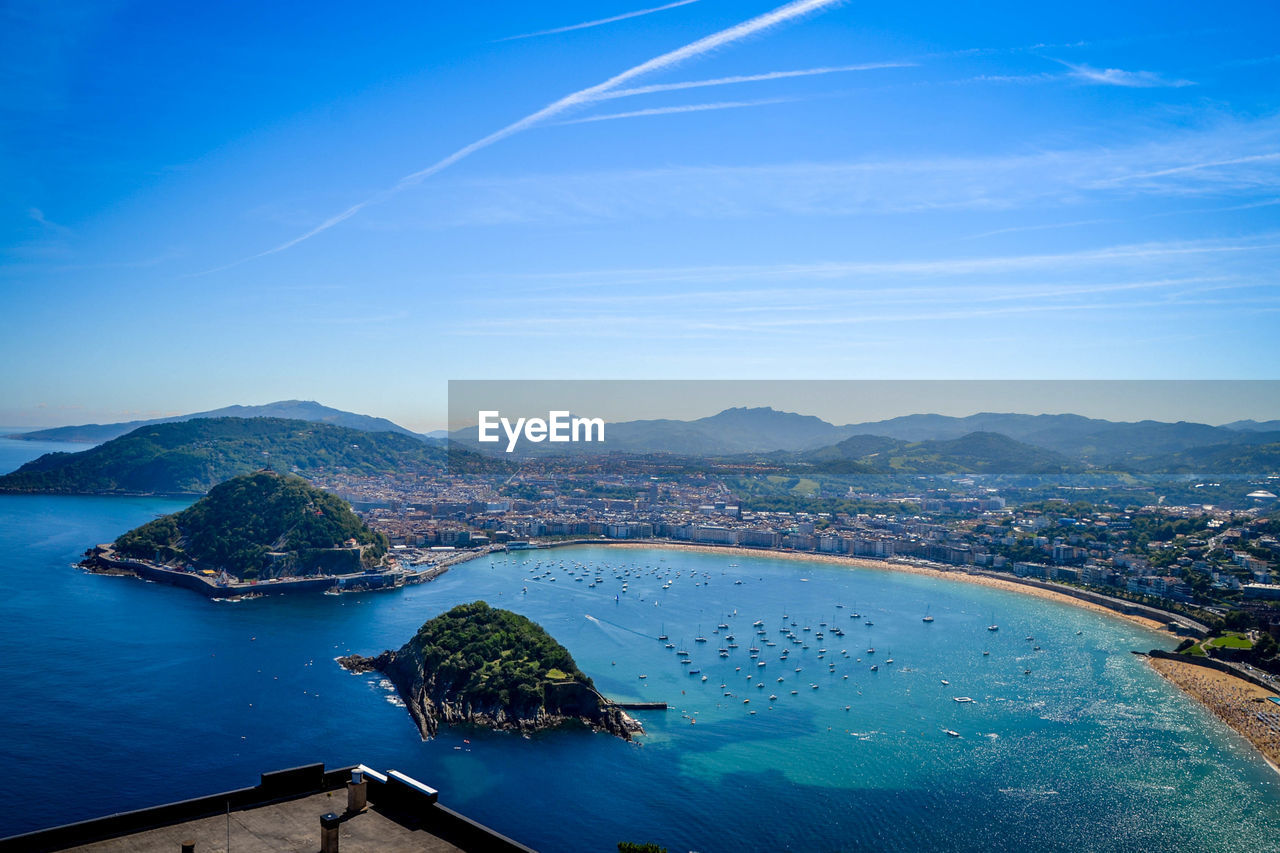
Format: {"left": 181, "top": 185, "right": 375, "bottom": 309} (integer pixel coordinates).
{"left": 80, "top": 544, "right": 449, "bottom": 598}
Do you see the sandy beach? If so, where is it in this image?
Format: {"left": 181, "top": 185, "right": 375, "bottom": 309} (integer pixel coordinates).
{"left": 581, "top": 541, "right": 1175, "bottom": 635}
{"left": 1148, "top": 656, "right": 1280, "bottom": 774}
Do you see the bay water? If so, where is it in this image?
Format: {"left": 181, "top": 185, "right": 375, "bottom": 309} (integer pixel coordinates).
{"left": 1, "top": 437, "right": 1278, "bottom": 851}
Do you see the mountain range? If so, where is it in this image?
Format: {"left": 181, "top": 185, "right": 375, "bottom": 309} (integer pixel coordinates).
{"left": 451, "top": 405, "right": 1280, "bottom": 472}
{"left": 7, "top": 400, "right": 421, "bottom": 444}
{"left": 5, "top": 402, "right": 1278, "bottom": 489}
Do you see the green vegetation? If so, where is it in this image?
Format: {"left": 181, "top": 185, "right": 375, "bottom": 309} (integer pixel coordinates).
{"left": 1126, "top": 439, "right": 1280, "bottom": 476}
{"left": 1207, "top": 632, "right": 1255, "bottom": 650}
{"left": 398, "top": 601, "right": 591, "bottom": 715}
{"left": 804, "top": 431, "right": 1077, "bottom": 476}
{"left": 618, "top": 843, "right": 667, "bottom": 853}
{"left": 114, "top": 471, "right": 387, "bottom": 579}
{"left": 728, "top": 482, "right": 919, "bottom": 517}
{"left": 1180, "top": 629, "right": 1280, "bottom": 669}
{"left": 0, "top": 417, "right": 448, "bottom": 495}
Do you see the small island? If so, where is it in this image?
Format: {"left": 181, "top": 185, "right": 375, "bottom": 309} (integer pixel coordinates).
{"left": 80, "top": 471, "right": 420, "bottom": 596}
{"left": 340, "top": 601, "right": 643, "bottom": 741}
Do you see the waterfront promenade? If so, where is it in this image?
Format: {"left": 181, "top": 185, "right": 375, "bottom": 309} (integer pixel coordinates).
{"left": 81, "top": 546, "right": 442, "bottom": 598}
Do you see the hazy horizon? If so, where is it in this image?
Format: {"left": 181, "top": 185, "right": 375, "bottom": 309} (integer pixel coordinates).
{"left": 7, "top": 379, "right": 1280, "bottom": 433}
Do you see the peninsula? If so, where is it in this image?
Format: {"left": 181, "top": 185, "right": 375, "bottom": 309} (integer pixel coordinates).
{"left": 340, "top": 601, "right": 642, "bottom": 741}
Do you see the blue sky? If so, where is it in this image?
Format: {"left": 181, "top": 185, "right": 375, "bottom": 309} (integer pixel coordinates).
{"left": 2, "top": 0, "right": 1279, "bottom": 431}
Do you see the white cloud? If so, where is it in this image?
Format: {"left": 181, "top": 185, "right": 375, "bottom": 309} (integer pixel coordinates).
{"left": 355, "top": 116, "right": 1280, "bottom": 228}
{"left": 437, "top": 238, "right": 1280, "bottom": 340}
{"left": 483, "top": 234, "right": 1280, "bottom": 290}
{"left": 1060, "top": 61, "right": 1194, "bottom": 88}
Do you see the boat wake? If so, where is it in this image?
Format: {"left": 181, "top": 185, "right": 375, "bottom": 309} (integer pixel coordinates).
{"left": 584, "top": 613, "right": 653, "bottom": 640}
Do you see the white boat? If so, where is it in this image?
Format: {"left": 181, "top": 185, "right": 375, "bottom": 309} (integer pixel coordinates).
{"left": 945, "top": 729, "right": 961, "bottom": 738}
{"left": 953, "top": 696, "right": 974, "bottom": 703}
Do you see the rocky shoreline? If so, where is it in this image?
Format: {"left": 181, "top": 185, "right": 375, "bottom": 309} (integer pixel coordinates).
{"left": 338, "top": 650, "right": 641, "bottom": 742}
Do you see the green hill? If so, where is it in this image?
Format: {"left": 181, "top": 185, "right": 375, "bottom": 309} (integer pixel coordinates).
{"left": 340, "top": 601, "right": 637, "bottom": 740}
{"left": 113, "top": 471, "right": 387, "bottom": 579}
{"left": 393, "top": 600, "right": 591, "bottom": 708}
{"left": 6, "top": 399, "right": 422, "bottom": 443}
{"left": 804, "top": 431, "right": 1077, "bottom": 475}
{"left": 1125, "top": 437, "right": 1280, "bottom": 476}
{"left": 0, "top": 417, "right": 447, "bottom": 495}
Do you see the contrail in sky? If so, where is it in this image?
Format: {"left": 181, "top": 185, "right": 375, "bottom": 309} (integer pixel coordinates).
{"left": 558, "top": 97, "right": 804, "bottom": 125}
{"left": 496, "top": 0, "right": 701, "bottom": 42}
{"left": 595, "top": 62, "right": 914, "bottom": 99}
{"left": 205, "top": 0, "right": 846, "bottom": 273}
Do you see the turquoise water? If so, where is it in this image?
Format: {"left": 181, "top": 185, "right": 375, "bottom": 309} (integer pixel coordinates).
{"left": 1, "top": 435, "right": 1279, "bottom": 850}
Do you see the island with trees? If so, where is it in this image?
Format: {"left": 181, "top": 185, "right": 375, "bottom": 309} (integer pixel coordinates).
{"left": 340, "top": 601, "right": 643, "bottom": 741}
{"left": 80, "top": 471, "right": 409, "bottom": 595}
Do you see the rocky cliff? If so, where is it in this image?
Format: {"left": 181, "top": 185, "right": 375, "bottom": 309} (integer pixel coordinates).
{"left": 338, "top": 601, "right": 640, "bottom": 741}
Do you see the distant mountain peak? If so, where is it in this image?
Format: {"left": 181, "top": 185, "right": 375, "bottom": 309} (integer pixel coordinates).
{"left": 7, "top": 400, "right": 423, "bottom": 445}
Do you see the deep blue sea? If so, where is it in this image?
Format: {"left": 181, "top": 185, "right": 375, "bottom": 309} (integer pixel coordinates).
{"left": 2, "top": 436, "right": 1279, "bottom": 851}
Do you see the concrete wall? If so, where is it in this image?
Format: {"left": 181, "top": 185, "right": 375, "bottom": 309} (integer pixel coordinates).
{"left": 0, "top": 763, "right": 535, "bottom": 853}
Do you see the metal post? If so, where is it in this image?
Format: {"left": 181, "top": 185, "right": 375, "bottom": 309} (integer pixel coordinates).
{"left": 321, "top": 812, "right": 341, "bottom": 853}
